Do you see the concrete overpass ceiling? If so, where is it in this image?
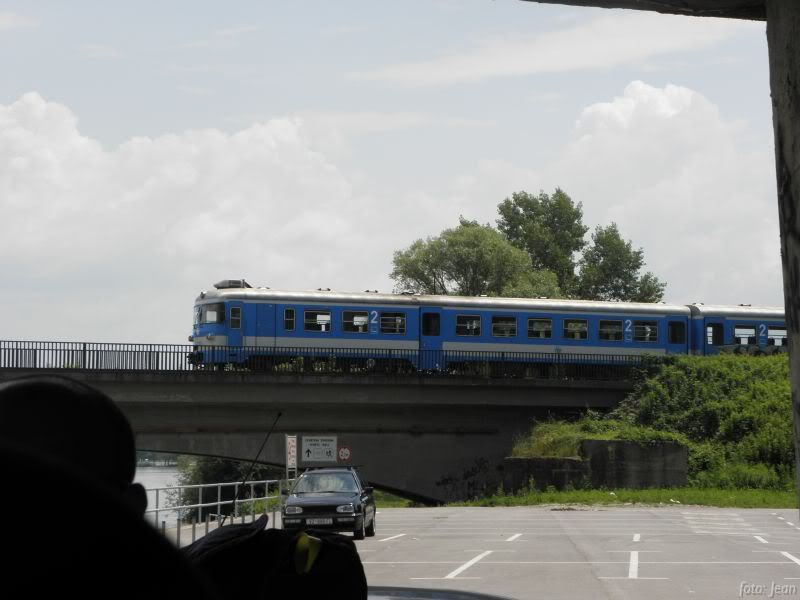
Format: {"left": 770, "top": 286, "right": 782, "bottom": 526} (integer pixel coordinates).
{"left": 521, "top": 1, "right": 766, "bottom": 21}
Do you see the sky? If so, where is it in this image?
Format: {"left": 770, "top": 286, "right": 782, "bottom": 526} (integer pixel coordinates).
{"left": 0, "top": 1, "right": 782, "bottom": 343}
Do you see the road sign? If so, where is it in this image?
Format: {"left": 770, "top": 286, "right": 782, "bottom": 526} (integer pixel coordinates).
{"left": 286, "top": 435, "right": 297, "bottom": 469}
{"left": 338, "top": 446, "right": 351, "bottom": 462}
{"left": 301, "top": 436, "right": 337, "bottom": 463}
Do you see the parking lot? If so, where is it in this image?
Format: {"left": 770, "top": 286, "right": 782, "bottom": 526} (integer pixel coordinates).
{"left": 357, "top": 506, "right": 800, "bottom": 599}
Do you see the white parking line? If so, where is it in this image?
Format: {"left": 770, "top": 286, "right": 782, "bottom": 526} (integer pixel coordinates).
{"left": 445, "top": 551, "right": 493, "bottom": 579}
{"left": 781, "top": 552, "right": 800, "bottom": 566}
{"left": 633, "top": 534, "right": 641, "bottom": 542}
{"left": 379, "top": 534, "right": 406, "bottom": 542}
{"left": 629, "top": 551, "right": 639, "bottom": 579}
{"left": 755, "top": 536, "right": 769, "bottom": 544}
{"left": 506, "top": 533, "right": 522, "bottom": 542}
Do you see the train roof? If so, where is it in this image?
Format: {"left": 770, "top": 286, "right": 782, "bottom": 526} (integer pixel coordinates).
{"left": 687, "top": 303, "right": 785, "bottom": 319}
{"left": 195, "top": 285, "right": 693, "bottom": 316}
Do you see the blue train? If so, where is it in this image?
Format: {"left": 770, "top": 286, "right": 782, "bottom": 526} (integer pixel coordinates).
{"left": 187, "top": 279, "right": 787, "bottom": 372}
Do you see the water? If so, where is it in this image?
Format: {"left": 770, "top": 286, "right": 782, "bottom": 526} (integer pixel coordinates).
{"left": 134, "top": 465, "right": 181, "bottom": 528}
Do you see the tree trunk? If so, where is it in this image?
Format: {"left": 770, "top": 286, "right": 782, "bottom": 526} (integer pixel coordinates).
{"left": 766, "top": 0, "right": 800, "bottom": 513}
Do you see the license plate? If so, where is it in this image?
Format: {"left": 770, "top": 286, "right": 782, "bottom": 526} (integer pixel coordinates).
{"left": 306, "top": 518, "right": 333, "bottom": 526}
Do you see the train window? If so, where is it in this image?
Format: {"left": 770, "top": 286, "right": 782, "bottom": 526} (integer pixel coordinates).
{"left": 768, "top": 326, "right": 787, "bottom": 346}
{"left": 304, "top": 310, "right": 331, "bottom": 332}
{"left": 380, "top": 312, "right": 406, "bottom": 334}
{"left": 668, "top": 321, "right": 686, "bottom": 344}
{"left": 527, "top": 318, "right": 552, "bottom": 339}
{"left": 422, "top": 313, "right": 440, "bottom": 336}
{"left": 706, "top": 323, "right": 724, "bottom": 345}
{"left": 201, "top": 303, "right": 224, "bottom": 324}
{"left": 734, "top": 325, "right": 756, "bottom": 345}
{"left": 230, "top": 307, "right": 241, "bottom": 329}
{"left": 193, "top": 307, "right": 201, "bottom": 326}
{"left": 633, "top": 321, "right": 658, "bottom": 342}
{"left": 456, "top": 315, "right": 481, "bottom": 336}
{"left": 343, "top": 311, "right": 369, "bottom": 333}
{"left": 599, "top": 320, "right": 623, "bottom": 341}
{"left": 563, "top": 319, "right": 588, "bottom": 340}
{"left": 491, "top": 316, "right": 516, "bottom": 337}
{"left": 284, "top": 308, "right": 295, "bottom": 331}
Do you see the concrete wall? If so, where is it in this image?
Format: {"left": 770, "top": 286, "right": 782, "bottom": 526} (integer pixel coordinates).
{"left": 502, "top": 439, "right": 688, "bottom": 492}
{"left": 580, "top": 440, "right": 688, "bottom": 489}
{"left": 503, "top": 456, "right": 589, "bottom": 491}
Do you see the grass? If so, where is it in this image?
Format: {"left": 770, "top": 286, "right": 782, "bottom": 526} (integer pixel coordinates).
{"left": 452, "top": 487, "right": 799, "bottom": 509}
{"left": 511, "top": 416, "right": 687, "bottom": 459}
{"left": 373, "top": 490, "right": 414, "bottom": 508}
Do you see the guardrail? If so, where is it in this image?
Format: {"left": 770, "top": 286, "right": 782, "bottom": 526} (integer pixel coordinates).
{"left": 0, "top": 340, "right": 648, "bottom": 381}
{"left": 145, "top": 478, "right": 293, "bottom": 547}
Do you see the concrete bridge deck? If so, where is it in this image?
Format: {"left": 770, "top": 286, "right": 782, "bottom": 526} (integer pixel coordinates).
{"left": 0, "top": 368, "right": 632, "bottom": 502}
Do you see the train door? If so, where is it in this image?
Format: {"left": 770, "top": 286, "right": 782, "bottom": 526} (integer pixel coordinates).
{"left": 704, "top": 318, "right": 725, "bottom": 355}
{"left": 419, "top": 308, "right": 443, "bottom": 370}
{"left": 227, "top": 301, "right": 244, "bottom": 347}
{"left": 665, "top": 317, "right": 689, "bottom": 354}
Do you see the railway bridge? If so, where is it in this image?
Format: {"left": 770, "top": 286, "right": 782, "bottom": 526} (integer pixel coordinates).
{"left": 0, "top": 341, "right": 636, "bottom": 502}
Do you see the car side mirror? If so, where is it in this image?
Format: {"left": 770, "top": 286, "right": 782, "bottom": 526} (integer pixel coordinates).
{"left": 363, "top": 486, "right": 373, "bottom": 495}
{"left": 281, "top": 488, "right": 289, "bottom": 496}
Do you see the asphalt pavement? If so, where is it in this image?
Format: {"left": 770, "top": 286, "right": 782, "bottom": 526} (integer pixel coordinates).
{"left": 354, "top": 506, "right": 800, "bottom": 600}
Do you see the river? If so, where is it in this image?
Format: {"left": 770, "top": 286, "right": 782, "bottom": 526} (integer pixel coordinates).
{"left": 134, "top": 465, "right": 181, "bottom": 528}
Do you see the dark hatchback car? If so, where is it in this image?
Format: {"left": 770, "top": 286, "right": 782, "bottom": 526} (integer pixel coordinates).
{"left": 281, "top": 467, "right": 376, "bottom": 539}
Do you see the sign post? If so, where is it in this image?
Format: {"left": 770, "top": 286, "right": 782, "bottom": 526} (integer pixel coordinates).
{"left": 285, "top": 435, "right": 297, "bottom": 480}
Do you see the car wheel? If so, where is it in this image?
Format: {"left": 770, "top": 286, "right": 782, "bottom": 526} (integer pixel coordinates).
{"left": 354, "top": 516, "right": 365, "bottom": 540}
{"left": 365, "top": 512, "right": 375, "bottom": 537}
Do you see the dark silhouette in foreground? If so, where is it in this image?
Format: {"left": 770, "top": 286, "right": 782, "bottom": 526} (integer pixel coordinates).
{"left": 0, "top": 375, "right": 217, "bottom": 599}
{"left": 0, "top": 375, "right": 368, "bottom": 599}
{"left": 183, "top": 515, "right": 368, "bottom": 599}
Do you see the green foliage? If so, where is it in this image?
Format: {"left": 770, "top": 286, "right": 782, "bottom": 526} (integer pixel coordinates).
{"left": 496, "top": 189, "right": 587, "bottom": 292}
{"left": 390, "top": 217, "right": 561, "bottom": 297}
{"left": 614, "top": 354, "right": 793, "bottom": 489}
{"left": 509, "top": 355, "right": 794, "bottom": 497}
{"left": 512, "top": 414, "right": 688, "bottom": 459}
{"left": 576, "top": 223, "right": 665, "bottom": 302}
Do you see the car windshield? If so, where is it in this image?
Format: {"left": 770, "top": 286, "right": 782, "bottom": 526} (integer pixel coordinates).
{"left": 293, "top": 472, "right": 358, "bottom": 494}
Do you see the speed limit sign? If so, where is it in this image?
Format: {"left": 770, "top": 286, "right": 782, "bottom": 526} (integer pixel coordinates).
{"left": 338, "top": 446, "right": 351, "bottom": 462}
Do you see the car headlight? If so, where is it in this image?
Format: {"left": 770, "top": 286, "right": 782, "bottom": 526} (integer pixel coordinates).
{"left": 285, "top": 506, "right": 303, "bottom": 514}
{"left": 336, "top": 504, "right": 355, "bottom": 513}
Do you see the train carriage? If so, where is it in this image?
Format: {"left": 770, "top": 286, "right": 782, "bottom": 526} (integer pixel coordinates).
{"left": 185, "top": 279, "right": 786, "bottom": 374}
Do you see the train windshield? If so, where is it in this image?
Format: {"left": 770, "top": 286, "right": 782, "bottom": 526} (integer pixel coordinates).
{"left": 198, "top": 303, "right": 225, "bottom": 325}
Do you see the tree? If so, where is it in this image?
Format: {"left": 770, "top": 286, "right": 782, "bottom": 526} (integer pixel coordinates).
{"left": 576, "top": 223, "right": 666, "bottom": 302}
{"left": 496, "top": 189, "right": 588, "bottom": 292}
{"left": 499, "top": 270, "right": 561, "bottom": 299}
{"left": 390, "top": 218, "right": 561, "bottom": 298}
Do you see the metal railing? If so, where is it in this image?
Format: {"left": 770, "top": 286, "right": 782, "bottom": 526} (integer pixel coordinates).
{"left": 145, "top": 478, "right": 292, "bottom": 547}
{"left": 0, "top": 340, "right": 648, "bottom": 381}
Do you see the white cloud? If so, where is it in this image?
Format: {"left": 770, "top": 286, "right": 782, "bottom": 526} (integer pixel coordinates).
{"left": 351, "top": 12, "right": 754, "bottom": 86}
{"left": 544, "top": 81, "right": 781, "bottom": 306}
{"left": 0, "top": 93, "right": 403, "bottom": 342}
{"left": 0, "top": 12, "right": 34, "bottom": 31}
